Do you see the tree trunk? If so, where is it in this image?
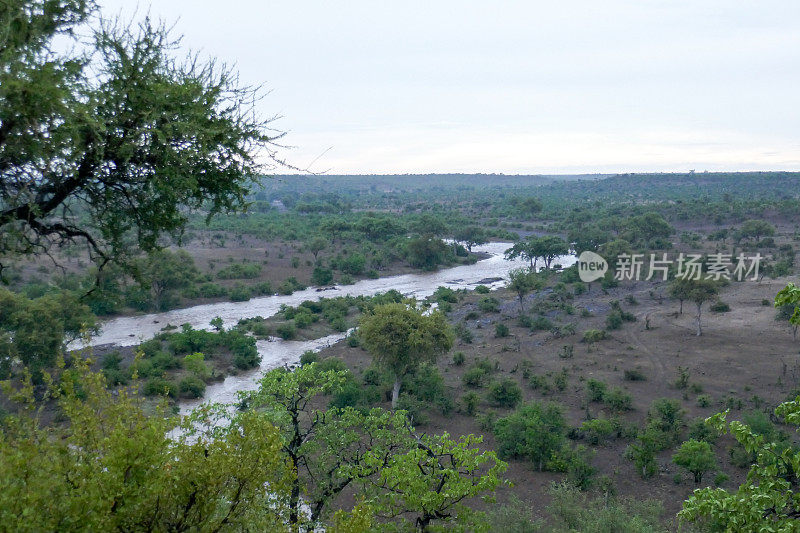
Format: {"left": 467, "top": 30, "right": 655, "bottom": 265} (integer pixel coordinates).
{"left": 391, "top": 378, "right": 401, "bottom": 410}
{"left": 695, "top": 302, "right": 702, "bottom": 336}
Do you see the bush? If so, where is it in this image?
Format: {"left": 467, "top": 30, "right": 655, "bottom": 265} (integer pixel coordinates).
{"left": 452, "top": 351, "right": 465, "bottom": 366}
{"left": 143, "top": 377, "right": 177, "bottom": 398}
{"left": 495, "top": 323, "right": 509, "bottom": 338}
{"left": 586, "top": 379, "right": 607, "bottom": 402}
{"left": 276, "top": 323, "right": 296, "bottom": 340}
{"left": 229, "top": 284, "right": 251, "bottom": 302}
{"left": 478, "top": 297, "right": 500, "bottom": 312}
{"left": 311, "top": 267, "right": 334, "bottom": 285}
{"left": 488, "top": 378, "right": 523, "bottom": 408}
{"left": 462, "top": 391, "right": 480, "bottom": 415}
{"left": 710, "top": 300, "right": 731, "bottom": 313}
{"left": 299, "top": 350, "right": 318, "bottom": 366}
{"left": 624, "top": 369, "right": 647, "bottom": 381}
{"left": 605, "top": 311, "right": 623, "bottom": 330}
{"left": 581, "top": 418, "right": 617, "bottom": 445}
{"left": 178, "top": 375, "right": 206, "bottom": 399}
{"left": 582, "top": 329, "right": 607, "bottom": 343}
{"left": 454, "top": 322, "right": 473, "bottom": 343}
{"left": 462, "top": 366, "right": 489, "bottom": 388}
{"left": 494, "top": 401, "right": 567, "bottom": 471}
{"left": 475, "top": 285, "right": 490, "bottom": 294}
{"left": 604, "top": 387, "right": 633, "bottom": 411}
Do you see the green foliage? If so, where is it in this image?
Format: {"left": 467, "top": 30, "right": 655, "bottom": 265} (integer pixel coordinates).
{"left": 0, "top": 365, "right": 292, "bottom": 531}
{"left": 673, "top": 439, "right": 716, "bottom": 483}
{"left": 478, "top": 296, "right": 500, "bottom": 312}
{"left": 358, "top": 303, "right": 453, "bottom": 408}
{"left": 494, "top": 401, "right": 567, "bottom": 471}
{"left": 452, "top": 351, "right": 466, "bottom": 366}
{"left": 488, "top": 378, "right": 523, "bottom": 408}
{"left": 229, "top": 284, "right": 252, "bottom": 302}
{"left": 178, "top": 375, "right": 206, "bottom": 399}
{"left": 495, "top": 322, "right": 510, "bottom": 337}
{"left": 0, "top": 1, "right": 271, "bottom": 276}
{"left": 0, "top": 288, "right": 96, "bottom": 378}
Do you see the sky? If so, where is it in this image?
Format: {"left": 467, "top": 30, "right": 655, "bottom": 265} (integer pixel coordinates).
{"left": 99, "top": 1, "right": 800, "bottom": 175}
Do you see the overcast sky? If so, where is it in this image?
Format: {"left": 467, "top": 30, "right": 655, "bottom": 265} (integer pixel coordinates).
{"left": 100, "top": 1, "right": 799, "bottom": 174}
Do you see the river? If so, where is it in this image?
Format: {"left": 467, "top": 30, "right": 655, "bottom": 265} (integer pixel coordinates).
{"left": 84, "top": 242, "right": 575, "bottom": 413}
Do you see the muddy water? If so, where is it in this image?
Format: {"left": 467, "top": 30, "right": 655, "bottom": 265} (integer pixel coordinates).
{"left": 84, "top": 242, "right": 574, "bottom": 412}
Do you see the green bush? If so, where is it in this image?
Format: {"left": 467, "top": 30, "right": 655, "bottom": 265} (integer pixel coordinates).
{"left": 624, "top": 369, "right": 647, "bottom": 381}
{"left": 452, "top": 351, "right": 466, "bottom": 365}
{"left": 276, "top": 323, "right": 296, "bottom": 340}
{"left": 586, "top": 379, "right": 607, "bottom": 402}
{"left": 710, "top": 300, "right": 731, "bottom": 313}
{"left": 495, "top": 323, "right": 509, "bottom": 338}
{"left": 462, "top": 391, "right": 480, "bottom": 415}
{"left": 229, "top": 284, "right": 251, "bottom": 302}
{"left": 475, "top": 285, "right": 490, "bottom": 294}
{"left": 487, "top": 378, "right": 523, "bottom": 408}
{"left": 494, "top": 401, "right": 567, "bottom": 471}
{"left": 178, "top": 375, "right": 206, "bottom": 399}
{"left": 604, "top": 387, "right": 633, "bottom": 411}
{"left": 478, "top": 297, "right": 500, "bottom": 312}
{"left": 143, "top": 377, "right": 177, "bottom": 398}
{"left": 463, "top": 366, "right": 489, "bottom": 388}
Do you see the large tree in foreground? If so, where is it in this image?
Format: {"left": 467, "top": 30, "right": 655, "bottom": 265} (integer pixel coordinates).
{"left": 358, "top": 303, "right": 453, "bottom": 409}
{"left": 0, "top": 0, "right": 280, "bottom": 277}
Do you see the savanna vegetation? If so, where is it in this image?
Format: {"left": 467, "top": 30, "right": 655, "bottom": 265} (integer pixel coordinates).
{"left": 3, "top": 1, "right": 800, "bottom": 531}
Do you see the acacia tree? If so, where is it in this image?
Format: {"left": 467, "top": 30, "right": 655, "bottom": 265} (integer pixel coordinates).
{"left": 245, "top": 363, "right": 506, "bottom": 532}
{"left": 687, "top": 279, "right": 719, "bottom": 336}
{"left": 358, "top": 303, "right": 453, "bottom": 409}
{"left": 0, "top": 0, "right": 280, "bottom": 277}
{"left": 506, "top": 268, "right": 542, "bottom": 313}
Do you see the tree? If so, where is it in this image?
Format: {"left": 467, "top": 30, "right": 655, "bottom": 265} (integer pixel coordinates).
{"left": 504, "top": 241, "right": 537, "bottom": 269}
{"left": 306, "top": 237, "right": 328, "bottom": 260}
{"left": 530, "top": 236, "right": 570, "bottom": 269}
{"left": 358, "top": 303, "right": 453, "bottom": 409}
{"left": 668, "top": 277, "right": 693, "bottom": 314}
{"left": 737, "top": 219, "right": 776, "bottom": 242}
{"left": 138, "top": 249, "right": 199, "bottom": 310}
{"left": 0, "top": 287, "right": 96, "bottom": 378}
{"left": 672, "top": 439, "right": 716, "bottom": 484}
{"left": 453, "top": 225, "right": 487, "bottom": 252}
{"left": 246, "top": 363, "right": 506, "bottom": 531}
{"left": 686, "top": 279, "right": 719, "bottom": 336}
{"left": 679, "top": 398, "right": 800, "bottom": 529}
{"left": 0, "top": 364, "right": 294, "bottom": 531}
{"left": 404, "top": 236, "right": 450, "bottom": 271}
{"left": 0, "top": 1, "right": 279, "bottom": 277}
{"left": 506, "top": 267, "right": 542, "bottom": 313}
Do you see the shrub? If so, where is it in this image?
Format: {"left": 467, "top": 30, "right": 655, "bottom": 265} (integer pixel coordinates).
{"left": 299, "top": 350, "right": 318, "bottom": 366}
{"left": 462, "top": 391, "right": 480, "bottom": 415}
{"left": 475, "top": 285, "right": 490, "bottom": 294}
{"left": 452, "top": 351, "right": 465, "bottom": 366}
{"left": 488, "top": 378, "right": 523, "bottom": 408}
{"left": 143, "top": 377, "right": 177, "bottom": 398}
{"left": 276, "top": 323, "right": 296, "bottom": 340}
{"left": 624, "top": 369, "right": 647, "bottom": 381}
{"left": 581, "top": 418, "right": 617, "bottom": 445}
{"left": 229, "top": 284, "right": 251, "bottom": 302}
{"left": 312, "top": 267, "right": 334, "bottom": 285}
{"left": 605, "top": 311, "right": 623, "bottom": 330}
{"left": 454, "top": 322, "right": 473, "bottom": 343}
{"left": 462, "top": 366, "right": 488, "bottom": 388}
{"left": 495, "top": 323, "right": 509, "bottom": 338}
{"left": 494, "top": 401, "right": 567, "bottom": 471}
{"left": 710, "top": 300, "right": 731, "bottom": 313}
{"left": 604, "top": 387, "right": 633, "bottom": 411}
{"left": 178, "top": 375, "right": 206, "bottom": 399}
{"left": 586, "top": 379, "right": 607, "bottom": 402}
{"left": 696, "top": 394, "right": 712, "bottom": 407}
{"left": 478, "top": 297, "right": 500, "bottom": 312}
